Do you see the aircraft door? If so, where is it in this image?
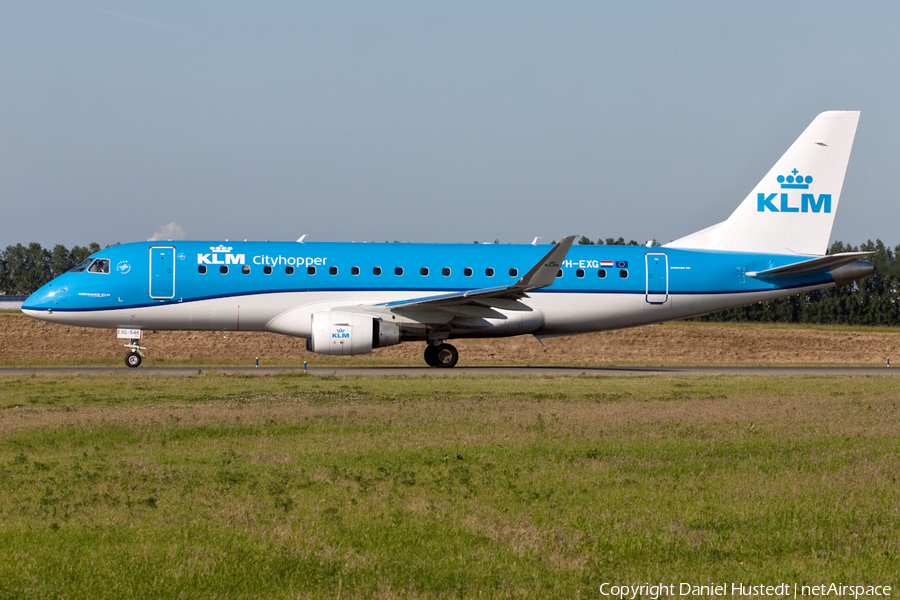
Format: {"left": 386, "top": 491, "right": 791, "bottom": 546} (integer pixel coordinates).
{"left": 149, "top": 246, "right": 176, "bottom": 299}
{"left": 645, "top": 252, "right": 668, "bottom": 304}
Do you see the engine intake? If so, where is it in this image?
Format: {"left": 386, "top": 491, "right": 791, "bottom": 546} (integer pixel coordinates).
{"left": 306, "top": 311, "right": 400, "bottom": 355}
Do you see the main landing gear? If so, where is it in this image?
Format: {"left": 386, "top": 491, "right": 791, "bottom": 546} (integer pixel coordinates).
{"left": 424, "top": 342, "right": 459, "bottom": 368}
{"left": 124, "top": 339, "right": 146, "bottom": 368}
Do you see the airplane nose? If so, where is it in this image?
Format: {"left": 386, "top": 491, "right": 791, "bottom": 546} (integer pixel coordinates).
{"left": 21, "top": 283, "right": 67, "bottom": 317}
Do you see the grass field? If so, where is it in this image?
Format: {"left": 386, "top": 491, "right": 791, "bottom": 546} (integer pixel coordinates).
{"left": 0, "top": 373, "right": 898, "bottom": 598}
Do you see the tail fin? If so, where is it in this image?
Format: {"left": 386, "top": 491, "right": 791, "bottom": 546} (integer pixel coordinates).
{"left": 666, "top": 111, "right": 860, "bottom": 256}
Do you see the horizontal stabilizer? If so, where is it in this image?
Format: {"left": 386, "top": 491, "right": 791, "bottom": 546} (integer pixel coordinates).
{"left": 746, "top": 251, "right": 872, "bottom": 278}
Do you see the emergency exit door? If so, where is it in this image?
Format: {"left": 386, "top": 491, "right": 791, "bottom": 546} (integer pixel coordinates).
{"left": 645, "top": 252, "right": 668, "bottom": 304}
{"left": 149, "top": 246, "right": 175, "bottom": 299}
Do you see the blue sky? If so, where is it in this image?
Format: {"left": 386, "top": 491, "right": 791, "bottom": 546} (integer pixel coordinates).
{"left": 1, "top": 1, "right": 897, "bottom": 248}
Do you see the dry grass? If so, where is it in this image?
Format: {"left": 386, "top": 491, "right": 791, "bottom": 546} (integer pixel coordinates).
{"left": 4, "top": 310, "right": 900, "bottom": 366}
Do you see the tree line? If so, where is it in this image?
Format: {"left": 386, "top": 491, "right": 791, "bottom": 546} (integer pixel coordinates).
{"left": 2, "top": 239, "right": 898, "bottom": 326}
{"left": 0, "top": 242, "right": 101, "bottom": 295}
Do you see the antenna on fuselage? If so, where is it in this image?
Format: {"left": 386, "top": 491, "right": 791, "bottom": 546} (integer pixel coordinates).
{"left": 531, "top": 237, "right": 541, "bottom": 245}
{"left": 297, "top": 234, "right": 307, "bottom": 243}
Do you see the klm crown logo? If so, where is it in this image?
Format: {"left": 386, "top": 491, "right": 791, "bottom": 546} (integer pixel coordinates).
{"left": 777, "top": 169, "right": 813, "bottom": 190}
{"left": 211, "top": 245, "right": 233, "bottom": 252}
{"left": 332, "top": 327, "right": 350, "bottom": 340}
{"left": 757, "top": 167, "right": 830, "bottom": 214}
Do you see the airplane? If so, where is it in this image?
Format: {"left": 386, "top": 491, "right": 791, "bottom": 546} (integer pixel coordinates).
{"left": 23, "top": 111, "right": 873, "bottom": 368}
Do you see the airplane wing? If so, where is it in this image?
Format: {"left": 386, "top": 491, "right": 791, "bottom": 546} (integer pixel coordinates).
{"left": 747, "top": 251, "right": 873, "bottom": 278}
{"left": 340, "top": 236, "right": 576, "bottom": 324}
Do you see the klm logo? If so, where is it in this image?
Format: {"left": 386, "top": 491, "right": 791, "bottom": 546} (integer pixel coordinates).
{"left": 332, "top": 327, "right": 350, "bottom": 340}
{"left": 757, "top": 169, "right": 831, "bottom": 213}
{"left": 197, "top": 245, "right": 246, "bottom": 265}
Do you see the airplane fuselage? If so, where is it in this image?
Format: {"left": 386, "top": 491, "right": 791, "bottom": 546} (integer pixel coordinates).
{"left": 22, "top": 240, "right": 865, "bottom": 339}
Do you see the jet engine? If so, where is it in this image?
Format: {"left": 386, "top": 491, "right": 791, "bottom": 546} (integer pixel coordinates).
{"left": 306, "top": 310, "right": 400, "bottom": 355}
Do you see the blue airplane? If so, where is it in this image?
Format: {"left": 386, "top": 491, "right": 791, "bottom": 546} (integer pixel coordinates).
{"left": 23, "top": 111, "right": 872, "bottom": 367}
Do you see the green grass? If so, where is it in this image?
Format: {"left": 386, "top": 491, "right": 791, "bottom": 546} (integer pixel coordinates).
{"left": 0, "top": 374, "right": 898, "bottom": 598}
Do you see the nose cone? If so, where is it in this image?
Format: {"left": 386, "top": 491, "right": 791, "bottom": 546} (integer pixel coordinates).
{"left": 21, "top": 281, "right": 68, "bottom": 320}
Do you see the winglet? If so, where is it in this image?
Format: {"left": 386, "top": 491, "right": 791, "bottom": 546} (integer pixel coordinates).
{"left": 514, "top": 236, "right": 576, "bottom": 291}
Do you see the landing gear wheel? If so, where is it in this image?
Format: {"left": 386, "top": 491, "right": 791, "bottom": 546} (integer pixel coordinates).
{"left": 123, "top": 338, "right": 146, "bottom": 368}
{"left": 434, "top": 343, "right": 459, "bottom": 368}
{"left": 424, "top": 344, "right": 440, "bottom": 367}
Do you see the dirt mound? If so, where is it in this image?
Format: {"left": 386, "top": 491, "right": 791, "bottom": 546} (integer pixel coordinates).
{"left": 2, "top": 311, "right": 897, "bottom": 365}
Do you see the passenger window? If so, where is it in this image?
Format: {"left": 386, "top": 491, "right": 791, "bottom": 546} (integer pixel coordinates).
{"left": 307, "top": 266, "right": 316, "bottom": 275}
{"left": 395, "top": 267, "right": 404, "bottom": 276}
{"left": 556, "top": 269, "right": 563, "bottom": 278}
{"left": 88, "top": 259, "right": 110, "bottom": 274}
{"left": 198, "top": 265, "right": 207, "bottom": 274}
{"left": 598, "top": 269, "right": 607, "bottom": 279}
{"left": 464, "top": 267, "right": 473, "bottom": 277}
{"left": 264, "top": 266, "right": 272, "bottom": 275}
{"left": 329, "top": 266, "right": 338, "bottom": 275}
{"left": 619, "top": 269, "right": 628, "bottom": 279}
{"left": 285, "top": 266, "right": 294, "bottom": 275}
{"left": 485, "top": 268, "right": 494, "bottom": 277}
{"left": 442, "top": 267, "right": 451, "bottom": 276}
{"left": 242, "top": 265, "right": 251, "bottom": 274}
{"left": 509, "top": 268, "right": 518, "bottom": 277}
{"left": 220, "top": 265, "right": 228, "bottom": 274}
{"left": 373, "top": 266, "right": 382, "bottom": 276}
{"left": 351, "top": 266, "right": 360, "bottom": 276}
{"left": 419, "top": 267, "right": 428, "bottom": 276}
{"left": 576, "top": 269, "right": 585, "bottom": 278}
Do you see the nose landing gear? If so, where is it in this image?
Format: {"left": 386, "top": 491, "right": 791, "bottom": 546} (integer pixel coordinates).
{"left": 124, "top": 339, "right": 146, "bottom": 368}
{"left": 424, "top": 342, "right": 459, "bottom": 368}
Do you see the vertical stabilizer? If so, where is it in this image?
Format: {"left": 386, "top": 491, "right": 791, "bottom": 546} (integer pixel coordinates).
{"left": 666, "top": 111, "right": 860, "bottom": 256}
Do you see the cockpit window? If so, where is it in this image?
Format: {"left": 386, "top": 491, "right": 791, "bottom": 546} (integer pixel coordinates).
{"left": 87, "top": 259, "right": 110, "bottom": 274}
{"left": 69, "top": 258, "right": 93, "bottom": 273}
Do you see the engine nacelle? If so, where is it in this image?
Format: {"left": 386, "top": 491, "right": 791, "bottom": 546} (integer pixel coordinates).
{"left": 305, "top": 311, "right": 400, "bottom": 355}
